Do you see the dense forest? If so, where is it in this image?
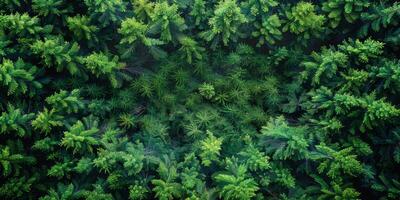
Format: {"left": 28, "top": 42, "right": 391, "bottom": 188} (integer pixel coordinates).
{"left": 0, "top": 0, "right": 400, "bottom": 199}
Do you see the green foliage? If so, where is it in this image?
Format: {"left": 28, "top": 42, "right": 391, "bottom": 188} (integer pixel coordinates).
{"left": 0, "top": 104, "right": 34, "bottom": 137}
{"left": 310, "top": 143, "right": 363, "bottom": 181}
{"left": 81, "top": 184, "right": 114, "bottom": 200}
{"left": 260, "top": 116, "right": 310, "bottom": 160}
{"left": 32, "top": 0, "right": 68, "bottom": 16}
{"left": 178, "top": 36, "right": 204, "bottom": 64}
{"left": 31, "top": 36, "right": 80, "bottom": 75}
{"left": 362, "top": 95, "right": 400, "bottom": 131}
{"left": 301, "top": 49, "right": 348, "bottom": 85}
{"left": 283, "top": 2, "right": 325, "bottom": 40}
{"left": 31, "top": 108, "right": 63, "bottom": 134}
{"left": 119, "top": 18, "right": 148, "bottom": 45}
{"left": 311, "top": 175, "right": 361, "bottom": 200}
{"left": 338, "top": 38, "right": 384, "bottom": 64}
{"left": 61, "top": 117, "right": 99, "bottom": 154}
{"left": 372, "top": 174, "right": 400, "bottom": 199}
{"left": 129, "top": 183, "right": 148, "bottom": 200}
{"left": 370, "top": 59, "right": 400, "bottom": 91}
{"left": 67, "top": 15, "right": 98, "bottom": 41}
{"left": 0, "top": 59, "right": 42, "bottom": 96}
{"left": 201, "top": 0, "right": 247, "bottom": 46}
{"left": 252, "top": 14, "right": 282, "bottom": 46}
{"left": 84, "top": 0, "right": 126, "bottom": 26}
{"left": 322, "top": 0, "right": 370, "bottom": 28}
{"left": 189, "top": 0, "right": 208, "bottom": 26}
{"left": 151, "top": 156, "right": 182, "bottom": 200}
{"left": 359, "top": 2, "right": 400, "bottom": 36}
{"left": 0, "top": 145, "right": 35, "bottom": 176}
{"left": 1, "top": 0, "right": 400, "bottom": 199}
{"left": 131, "top": 0, "right": 154, "bottom": 22}
{"left": 214, "top": 158, "right": 259, "bottom": 200}
{"left": 79, "top": 52, "right": 124, "bottom": 87}
{"left": 149, "top": 2, "right": 186, "bottom": 42}
{"left": 0, "top": 0, "right": 21, "bottom": 10}
{"left": 199, "top": 130, "right": 223, "bottom": 166}
{"left": 238, "top": 145, "right": 270, "bottom": 172}
{"left": 241, "top": 0, "right": 278, "bottom": 18}
{"left": 198, "top": 83, "right": 215, "bottom": 100}
{"left": 93, "top": 138, "right": 144, "bottom": 176}
{"left": 39, "top": 183, "right": 80, "bottom": 200}
{"left": 0, "top": 176, "right": 36, "bottom": 199}
{"left": 0, "top": 13, "right": 44, "bottom": 36}
{"left": 118, "top": 113, "right": 136, "bottom": 129}
{"left": 118, "top": 17, "right": 164, "bottom": 58}
{"left": 45, "top": 89, "right": 84, "bottom": 114}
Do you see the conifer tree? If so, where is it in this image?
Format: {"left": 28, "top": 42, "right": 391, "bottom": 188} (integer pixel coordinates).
{"left": 67, "top": 15, "right": 98, "bottom": 42}
{"left": 283, "top": 2, "right": 325, "bottom": 41}
{"left": 199, "top": 130, "right": 223, "bottom": 166}
{"left": 31, "top": 36, "right": 80, "bottom": 75}
{"left": 45, "top": 89, "right": 84, "bottom": 114}
{"left": 0, "top": 104, "right": 34, "bottom": 137}
{"left": 149, "top": 2, "right": 186, "bottom": 42}
{"left": 31, "top": 108, "right": 63, "bottom": 134}
{"left": 0, "top": 59, "right": 41, "bottom": 96}
{"left": 201, "top": 0, "right": 247, "bottom": 46}
{"left": 322, "top": 0, "right": 370, "bottom": 28}
{"left": 214, "top": 158, "right": 259, "bottom": 200}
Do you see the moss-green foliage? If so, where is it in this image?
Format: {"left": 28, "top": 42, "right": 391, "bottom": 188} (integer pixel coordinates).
{"left": 0, "top": 0, "right": 400, "bottom": 199}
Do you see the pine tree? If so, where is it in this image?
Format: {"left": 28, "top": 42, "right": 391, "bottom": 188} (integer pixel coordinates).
{"left": 310, "top": 143, "right": 363, "bottom": 181}
{"left": 129, "top": 183, "right": 148, "bottom": 200}
{"left": 0, "top": 176, "right": 37, "bottom": 199}
{"left": 338, "top": 38, "right": 384, "bottom": 64}
{"left": 200, "top": 0, "right": 247, "bottom": 46}
{"left": 61, "top": 118, "right": 99, "bottom": 154}
{"left": 118, "top": 17, "right": 164, "bottom": 58}
{"left": 310, "top": 175, "right": 360, "bottom": 200}
{"left": 301, "top": 48, "right": 348, "bottom": 85}
{"left": 370, "top": 59, "right": 400, "bottom": 92}
{"left": 32, "top": 0, "right": 69, "bottom": 17}
{"left": 214, "top": 157, "right": 259, "bottom": 200}
{"left": 252, "top": 14, "right": 282, "bottom": 46}
{"left": 0, "top": 104, "right": 34, "bottom": 137}
{"left": 283, "top": 2, "right": 325, "bottom": 41}
{"left": 84, "top": 0, "right": 127, "bottom": 26}
{"left": 359, "top": 2, "right": 400, "bottom": 36}
{"left": 151, "top": 156, "right": 182, "bottom": 200}
{"left": 189, "top": 0, "right": 208, "bottom": 26}
{"left": 31, "top": 36, "right": 81, "bottom": 75}
{"left": 45, "top": 89, "right": 84, "bottom": 114}
{"left": 79, "top": 52, "right": 125, "bottom": 88}
{"left": 199, "top": 130, "right": 223, "bottom": 166}
{"left": 259, "top": 116, "right": 310, "bottom": 160}
{"left": 149, "top": 2, "right": 186, "bottom": 42}
{"left": 322, "top": 0, "right": 370, "bottom": 28}
{"left": 178, "top": 36, "right": 204, "bottom": 64}
{"left": 67, "top": 15, "right": 98, "bottom": 41}
{"left": 198, "top": 83, "right": 216, "bottom": 100}
{"left": 131, "top": 0, "right": 154, "bottom": 22}
{"left": 31, "top": 108, "right": 64, "bottom": 134}
{"left": 0, "top": 59, "right": 42, "bottom": 96}
{"left": 39, "top": 183, "right": 80, "bottom": 200}
{"left": 0, "top": 145, "right": 35, "bottom": 176}
{"left": 372, "top": 174, "right": 400, "bottom": 199}
{"left": 238, "top": 144, "right": 270, "bottom": 172}
{"left": 0, "top": 13, "right": 44, "bottom": 36}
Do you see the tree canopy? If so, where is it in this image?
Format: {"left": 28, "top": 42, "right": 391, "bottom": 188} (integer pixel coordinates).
{"left": 0, "top": 0, "right": 400, "bottom": 199}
